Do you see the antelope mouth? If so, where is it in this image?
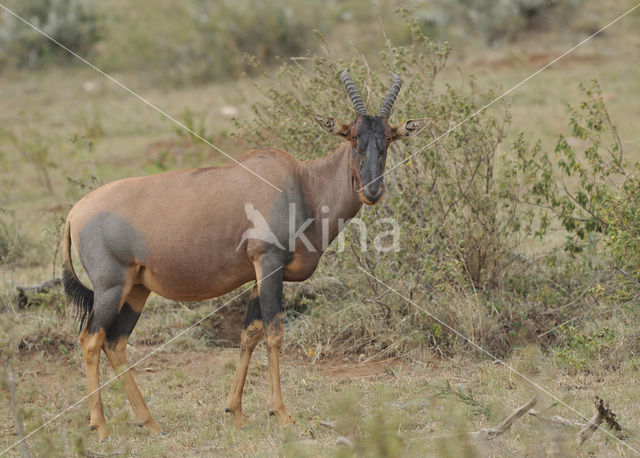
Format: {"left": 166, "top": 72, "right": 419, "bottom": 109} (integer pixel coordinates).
{"left": 358, "top": 187, "right": 386, "bottom": 206}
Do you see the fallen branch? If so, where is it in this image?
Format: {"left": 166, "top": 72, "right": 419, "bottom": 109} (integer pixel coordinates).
{"left": 528, "top": 409, "right": 585, "bottom": 428}
{"left": 432, "top": 396, "right": 538, "bottom": 441}
{"left": 335, "top": 436, "right": 355, "bottom": 448}
{"left": 469, "top": 396, "right": 538, "bottom": 441}
{"left": 319, "top": 420, "right": 338, "bottom": 430}
{"left": 86, "top": 450, "right": 123, "bottom": 457}
{"left": 15, "top": 278, "right": 61, "bottom": 307}
{"left": 530, "top": 396, "right": 623, "bottom": 444}
{"left": 578, "top": 397, "right": 622, "bottom": 444}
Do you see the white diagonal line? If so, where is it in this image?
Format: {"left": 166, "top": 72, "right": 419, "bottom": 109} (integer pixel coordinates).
{"left": 357, "top": 266, "right": 639, "bottom": 454}
{"left": 1, "top": 267, "right": 283, "bottom": 455}
{"left": 0, "top": 3, "right": 283, "bottom": 193}
{"left": 360, "top": 2, "right": 640, "bottom": 191}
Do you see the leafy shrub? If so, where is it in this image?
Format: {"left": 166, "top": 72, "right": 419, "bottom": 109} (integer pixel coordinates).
{"left": 0, "top": 192, "right": 26, "bottom": 270}
{"left": 3, "top": 127, "right": 57, "bottom": 194}
{"left": 553, "top": 325, "right": 616, "bottom": 373}
{"left": 0, "top": 0, "right": 584, "bottom": 81}
{"left": 0, "top": 0, "right": 328, "bottom": 82}
{"left": 503, "top": 80, "right": 640, "bottom": 364}
{"left": 238, "top": 15, "right": 547, "bottom": 291}
{"left": 97, "top": 0, "right": 328, "bottom": 84}
{"left": 236, "top": 14, "right": 564, "bottom": 357}
{"left": 458, "top": 0, "right": 583, "bottom": 43}
{"left": 606, "top": 168, "right": 640, "bottom": 282}
{"left": 233, "top": 10, "right": 640, "bottom": 364}
{"left": 0, "top": 0, "right": 100, "bottom": 69}
{"left": 414, "top": 0, "right": 584, "bottom": 44}
{"left": 516, "top": 80, "right": 638, "bottom": 268}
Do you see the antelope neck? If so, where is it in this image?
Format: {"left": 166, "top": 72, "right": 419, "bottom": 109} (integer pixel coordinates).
{"left": 302, "top": 143, "right": 363, "bottom": 243}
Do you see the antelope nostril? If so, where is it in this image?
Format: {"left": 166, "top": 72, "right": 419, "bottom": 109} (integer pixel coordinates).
{"left": 364, "top": 186, "right": 383, "bottom": 198}
{"left": 362, "top": 185, "right": 385, "bottom": 203}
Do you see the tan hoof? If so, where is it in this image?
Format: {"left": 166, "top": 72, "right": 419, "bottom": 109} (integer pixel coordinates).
{"left": 225, "top": 407, "right": 247, "bottom": 429}
{"left": 91, "top": 424, "right": 110, "bottom": 442}
{"left": 269, "top": 409, "right": 295, "bottom": 427}
{"left": 140, "top": 418, "right": 163, "bottom": 435}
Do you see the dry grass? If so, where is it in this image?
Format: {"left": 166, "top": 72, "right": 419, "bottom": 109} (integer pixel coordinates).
{"left": 1, "top": 343, "right": 638, "bottom": 456}
{"left": 2, "top": 1, "right": 640, "bottom": 456}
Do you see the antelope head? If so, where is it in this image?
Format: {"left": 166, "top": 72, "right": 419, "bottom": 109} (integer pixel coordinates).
{"left": 312, "top": 68, "right": 429, "bottom": 205}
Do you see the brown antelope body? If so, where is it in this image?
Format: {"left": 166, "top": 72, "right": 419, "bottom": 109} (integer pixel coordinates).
{"left": 63, "top": 69, "right": 428, "bottom": 441}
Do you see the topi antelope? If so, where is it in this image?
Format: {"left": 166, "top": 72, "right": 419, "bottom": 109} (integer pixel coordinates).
{"left": 63, "top": 68, "right": 428, "bottom": 441}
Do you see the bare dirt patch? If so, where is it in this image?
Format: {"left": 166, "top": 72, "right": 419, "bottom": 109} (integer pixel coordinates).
{"left": 125, "top": 345, "right": 238, "bottom": 377}
{"left": 200, "top": 293, "right": 248, "bottom": 346}
{"left": 313, "top": 357, "right": 408, "bottom": 379}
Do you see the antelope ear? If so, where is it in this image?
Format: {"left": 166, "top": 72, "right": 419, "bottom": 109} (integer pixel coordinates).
{"left": 391, "top": 118, "right": 430, "bottom": 140}
{"left": 311, "top": 113, "right": 351, "bottom": 138}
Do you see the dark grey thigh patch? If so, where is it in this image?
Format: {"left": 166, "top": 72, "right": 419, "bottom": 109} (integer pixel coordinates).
{"left": 78, "top": 211, "right": 147, "bottom": 290}
{"left": 267, "top": 176, "right": 312, "bottom": 262}
{"left": 105, "top": 302, "right": 142, "bottom": 346}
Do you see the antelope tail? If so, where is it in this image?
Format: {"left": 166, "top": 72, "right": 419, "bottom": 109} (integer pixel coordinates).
{"left": 62, "top": 219, "right": 94, "bottom": 331}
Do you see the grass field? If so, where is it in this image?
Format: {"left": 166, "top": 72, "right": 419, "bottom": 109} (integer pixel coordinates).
{"left": 3, "top": 344, "right": 639, "bottom": 456}
{"left": 2, "top": 1, "right": 640, "bottom": 456}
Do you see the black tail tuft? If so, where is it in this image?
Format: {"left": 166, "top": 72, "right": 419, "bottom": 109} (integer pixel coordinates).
{"left": 63, "top": 261, "right": 94, "bottom": 332}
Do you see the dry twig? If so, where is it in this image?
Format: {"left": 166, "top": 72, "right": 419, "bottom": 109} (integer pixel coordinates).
{"left": 578, "top": 397, "right": 622, "bottom": 444}
{"left": 15, "top": 278, "right": 61, "bottom": 307}
{"left": 319, "top": 420, "right": 338, "bottom": 430}
{"left": 469, "top": 396, "right": 538, "bottom": 440}
{"left": 432, "top": 396, "right": 538, "bottom": 441}
{"left": 528, "top": 409, "right": 584, "bottom": 428}
{"left": 336, "top": 436, "right": 355, "bottom": 448}
{"left": 529, "top": 396, "right": 624, "bottom": 444}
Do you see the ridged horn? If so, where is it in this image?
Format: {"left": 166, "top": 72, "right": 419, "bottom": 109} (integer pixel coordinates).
{"left": 341, "top": 68, "right": 367, "bottom": 116}
{"left": 378, "top": 72, "right": 402, "bottom": 118}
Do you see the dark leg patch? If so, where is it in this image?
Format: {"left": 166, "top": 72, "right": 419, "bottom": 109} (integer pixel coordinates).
{"left": 105, "top": 302, "right": 141, "bottom": 348}
{"left": 244, "top": 295, "right": 262, "bottom": 328}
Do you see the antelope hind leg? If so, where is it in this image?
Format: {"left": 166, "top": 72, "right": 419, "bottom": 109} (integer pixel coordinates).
{"left": 79, "top": 327, "right": 110, "bottom": 442}
{"left": 226, "top": 284, "right": 264, "bottom": 429}
{"left": 103, "top": 285, "right": 164, "bottom": 435}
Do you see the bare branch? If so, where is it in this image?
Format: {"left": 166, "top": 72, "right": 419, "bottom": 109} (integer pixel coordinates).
{"left": 319, "top": 420, "right": 337, "bottom": 430}
{"left": 528, "top": 409, "right": 585, "bottom": 428}
{"left": 470, "top": 396, "right": 538, "bottom": 440}
{"left": 15, "top": 278, "right": 61, "bottom": 308}
{"left": 432, "top": 396, "right": 538, "bottom": 441}
{"left": 336, "top": 436, "right": 355, "bottom": 448}
{"left": 578, "top": 397, "right": 622, "bottom": 444}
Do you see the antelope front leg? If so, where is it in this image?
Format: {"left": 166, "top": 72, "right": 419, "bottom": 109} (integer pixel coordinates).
{"left": 255, "top": 257, "right": 294, "bottom": 426}
{"left": 264, "top": 313, "right": 293, "bottom": 425}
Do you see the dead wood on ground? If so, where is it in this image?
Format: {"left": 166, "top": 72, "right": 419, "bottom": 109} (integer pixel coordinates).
{"left": 15, "top": 278, "right": 61, "bottom": 307}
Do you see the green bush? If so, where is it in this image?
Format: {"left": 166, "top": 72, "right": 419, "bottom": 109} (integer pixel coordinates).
{"left": 0, "top": 0, "right": 100, "bottom": 69}
{"left": 0, "top": 192, "right": 25, "bottom": 270}
{"left": 516, "top": 80, "right": 635, "bottom": 262}
{"left": 237, "top": 15, "right": 547, "bottom": 291}
{"left": 414, "top": 0, "right": 584, "bottom": 44}
{"left": 234, "top": 11, "right": 640, "bottom": 363}
{"left": 0, "top": 0, "right": 329, "bottom": 82}
{"left": 97, "top": 0, "right": 328, "bottom": 84}
{"left": 553, "top": 325, "right": 617, "bottom": 373}
{"left": 606, "top": 167, "right": 640, "bottom": 282}
{"left": 457, "top": 0, "right": 583, "bottom": 43}
{"left": 0, "top": 0, "right": 584, "bottom": 80}
{"left": 236, "top": 15, "right": 562, "bottom": 357}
